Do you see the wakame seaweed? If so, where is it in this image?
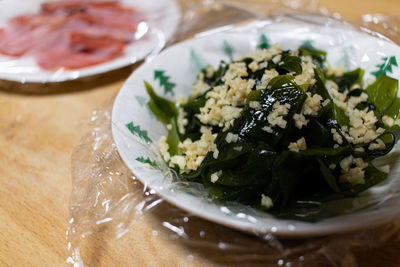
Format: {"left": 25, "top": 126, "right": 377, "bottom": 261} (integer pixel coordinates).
{"left": 145, "top": 45, "right": 400, "bottom": 220}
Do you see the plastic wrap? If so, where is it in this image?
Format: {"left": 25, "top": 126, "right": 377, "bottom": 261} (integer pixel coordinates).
{"left": 67, "top": 1, "right": 400, "bottom": 266}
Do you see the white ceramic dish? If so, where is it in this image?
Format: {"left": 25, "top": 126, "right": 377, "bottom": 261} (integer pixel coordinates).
{"left": 112, "top": 19, "right": 400, "bottom": 237}
{"left": 0, "top": 0, "right": 180, "bottom": 83}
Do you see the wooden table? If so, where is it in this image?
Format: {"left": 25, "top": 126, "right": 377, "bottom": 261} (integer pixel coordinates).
{"left": 1, "top": 1, "right": 400, "bottom": 266}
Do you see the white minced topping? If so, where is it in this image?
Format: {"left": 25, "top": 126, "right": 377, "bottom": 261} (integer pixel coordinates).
{"left": 267, "top": 101, "right": 291, "bottom": 129}
{"left": 340, "top": 167, "right": 366, "bottom": 185}
{"left": 196, "top": 85, "right": 242, "bottom": 129}
{"left": 329, "top": 163, "right": 336, "bottom": 170}
{"left": 377, "top": 165, "right": 390, "bottom": 174}
{"left": 331, "top": 128, "right": 343, "bottom": 145}
{"left": 223, "top": 62, "right": 248, "bottom": 81}
{"left": 205, "top": 65, "right": 214, "bottom": 78}
{"left": 261, "top": 194, "right": 273, "bottom": 209}
{"left": 249, "top": 61, "right": 258, "bottom": 72}
{"left": 256, "top": 69, "right": 279, "bottom": 90}
{"left": 272, "top": 54, "right": 282, "bottom": 64}
{"left": 302, "top": 92, "right": 322, "bottom": 116}
{"left": 170, "top": 155, "right": 186, "bottom": 170}
{"left": 294, "top": 56, "right": 316, "bottom": 85}
{"left": 178, "top": 95, "right": 187, "bottom": 105}
{"left": 170, "top": 126, "right": 217, "bottom": 172}
{"left": 158, "top": 136, "right": 170, "bottom": 162}
{"left": 350, "top": 84, "right": 361, "bottom": 90}
{"left": 262, "top": 126, "right": 273, "bottom": 133}
{"left": 327, "top": 65, "right": 344, "bottom": 77}
{"left": 226, "top": 77, "right": 256, "bottom": 106}
{"left": 344, "top": 109, "right": 380, "bottom": 144}
{"left": 347, "top": 93, "right": 368, "bottom": 109}
{"left": 249, "top": 101, "right": 261, "bottom": 110}
{"left": 177, "top": 107, "right": 188, "bottom": 134}
{"left": 293, "top": 113, "right": 309, "bottom": 129}
{"left": 196, "top": 61, "right": 255, "bottom": 131}
{"left": 213, "top": 147, "right": 219, "bottom": 159}
{"left": 191, "top": 72, "right": 210, "bottom": 98}
{"left": 339, "top": 155, "right": 368, "bottom": 185}
{"left": 225, "top": 132, "right": 239, "bottom": 143}
{"left": 210, "top": 170, "right": 222, "bottom": 183}
{"left": 355, "top": 147, "right": 365, "bottom": 152}
{"left": 258, "top": 61, "right": 268, "bottom": 70}
{"left": 288, "top": 137, "right": 307, "bottom": 152}
{"left": 233, "top": 146, "right": 243, "bottom": 151}
{"left": 326, "top": 79, "right": 385, "bottom": 145}
{"left": 322, "top": 99, "right": 331, "bottom": 107}
{"left": 326, "top": 80, "right": 347, "bottom": 110}
{"left": 340, "top": 155, "right": 354, "bottom": 171}
{"left": 249, "top": 44, "right": 281, "bottom": 62}
{"left": 382, "top": 115, "right": 395, "bottom": 127}
{"left": 368, "top": 138, "right": 386, "bottom": 151}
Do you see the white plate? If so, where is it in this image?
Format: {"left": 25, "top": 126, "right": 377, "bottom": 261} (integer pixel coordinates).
{"left": 0, "top": 0, "right": 180, "bottom": 83}
{"left": 112, "top": 18, "right": 400, "bottom": 237}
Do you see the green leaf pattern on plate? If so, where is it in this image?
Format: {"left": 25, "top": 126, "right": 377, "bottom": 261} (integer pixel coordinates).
{"left": 222, "top": 40, "right": 234, "bottom": 62}
{"left": 257, "top": 33, "right": 270, "bottom": 49}
{"left": 301, "top": 39, "right": 315, "bottom": 50}
{"left": 135, "top": 95, "right": 156, "bottom": 119}
{"left": 135, "top": 95, "right": 147, "bottom": 107}
{"left": 190, "top": 49, "right": 208, "bottom": 78}
{"left": 371, "top": 56, "right": 398, "bottom": 78}
{"left": 126, "top": 122, "right": 152, "bottom": 143}
{"left": 336, "top": 45, "right": 355, "bottom": 71}
{"left": 135, "top": 156, "right": 158, "bottom": 168}
{"left": 154, "top": 70, "right": 176, "bottom": 96}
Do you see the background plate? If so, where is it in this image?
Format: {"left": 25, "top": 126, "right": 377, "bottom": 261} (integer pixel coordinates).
{"left": 0, "top": 0, "right": 180, "bottom": 83}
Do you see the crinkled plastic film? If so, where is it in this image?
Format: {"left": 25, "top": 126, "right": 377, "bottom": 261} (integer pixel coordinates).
{"left": 67, "top": 1, "right": 400, "bottom": 266}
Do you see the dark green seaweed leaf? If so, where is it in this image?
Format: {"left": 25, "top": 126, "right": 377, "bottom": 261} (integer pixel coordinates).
{"left": 145, "top": 81, "right": 178, "bottom": 124}
{"left": 166, "top": 118, "right": 181, "bottom": 156}
{"left": 278, "top": 55, "right": 302, "bottom": 75}
{"left": 330, "top": 68, "right": 364, "bottom": 92}
{"left": 144, "top": 46, "right": 400, "bottom": 221}
{"left": 366, "top": 75, "right": 399, "bottom": 114}
{"left": 299, "top": 46, "right": 327, "bottom": 70}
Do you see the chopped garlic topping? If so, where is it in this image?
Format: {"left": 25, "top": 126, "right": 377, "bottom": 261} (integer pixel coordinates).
{"left": 293, "top": 113, "right": 309, "bottom": 129}
{"left": 223, "top": 62, "right": 248, "bottom": 81}
{"left": 191, "top": 72, "right": 210, "bottom": 98}
{"left": 302, "top": 92, "right": 322, "bottom": 116}
{"left": 261, "top": 194, "right": 273, "bottom": 209}
{"left": 225, "top": 132, "right": 239, "bottom": 143}
{"left": 210, "top": 170, "right": 222, "bottom": 183}
{"left": 249, "top": 101, "right": 261, "bottom": 110}
{"left": 382, "top": 115, "right": 395, "bottom": 127}
{"left": 288, "top": 137, "right": 307, "bottom": 152}
{"left": 267, "top": 102, "right": 291, "bottom": 128}
{"left": 339, "top": 156, "right": 368, "bottom": 185}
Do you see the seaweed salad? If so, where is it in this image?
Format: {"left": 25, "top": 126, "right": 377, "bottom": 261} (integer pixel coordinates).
{"left": 145, "top": 44, "right": 400, "bottom": 218}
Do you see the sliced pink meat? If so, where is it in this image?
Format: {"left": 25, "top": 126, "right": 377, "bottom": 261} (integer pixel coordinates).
{"left": 0, "top": 0, "right": 144, "bottom": 70}
{"left": 35, "top": 31, "right": 125, "bottom": 70}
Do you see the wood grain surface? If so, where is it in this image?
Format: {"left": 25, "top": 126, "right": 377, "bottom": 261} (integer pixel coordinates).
{"left": 1, "top": 0, "right": 400, "bottom": 266}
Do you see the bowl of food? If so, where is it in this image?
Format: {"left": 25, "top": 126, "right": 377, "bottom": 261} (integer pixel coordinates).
{"left": 112, "top": 17, "right": 400, "bottom": 237}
